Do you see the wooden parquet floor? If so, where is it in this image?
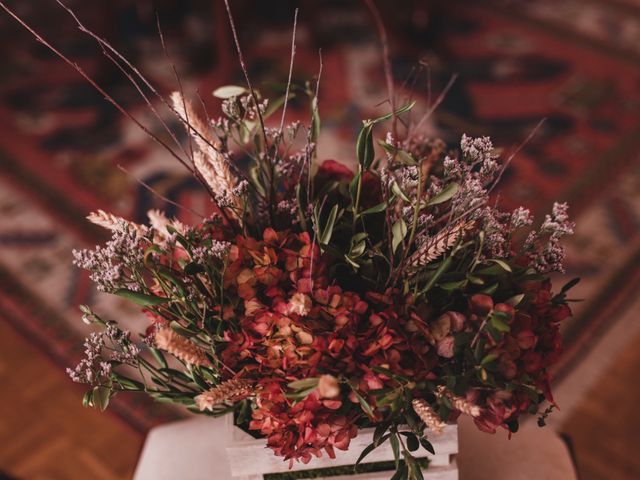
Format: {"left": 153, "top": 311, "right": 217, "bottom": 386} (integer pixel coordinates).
{"left": 0, "top": 320, "right": 143, "bottom": 480}
{"left": 562, "top": 329, "right": 640, "bottom": 480}
{"left": 1, "top": 317, "right": 639, "bottom": 480}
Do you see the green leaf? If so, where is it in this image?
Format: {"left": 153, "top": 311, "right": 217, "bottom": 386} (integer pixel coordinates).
{"left": 287, "top": 377, "right": 319, "bottom": 391}
{"left": 184, "top": 262, "right": 205, "bottom": 275}
{"left": 320, "top": 205, "right": 339, "bottom": 245}
{"left": 113, "top": 289, "right": 170, "bottom": 307}
{"left": 467, "top": 274, "right": 485, "bottom": 285}
{"left": 371, "top": 101, "right": 417, "bottom": 124}
{"left": 262, "top": 93, "right": 296, "bottom": 120}
{"left": 374, "top": 423, "right": 390, "bottom": 446}
{"left": 212, "top": 85, "right": 247, "bottom": 98}
{"left": 285, "top": 385, "right": 318, "bottom": 400}
{"left": 350, "top": 386, "right": 375, "bottom": 418}
{"left": 392, "top": 219, "right": 408, "bottom": 253}
{"left": 112, "top": 373, "right": 145, "bottom": 390}
{"left": 311, "top": 96, "right": 321, "bottom": 143}
{"left": 505, "top": 293, "right": 525, "bottom": 307}
{"left": 349, "top": 172, "right": 361, "bottom": 204}
{"left": 405, "top": 453, "right": 424, "bottom": 480}
{"left": 149, "top": 348, "right": 169, "bottom": 369}
{"left": 92, "top": 386, "right": 111, "bottom": 412}
{"left": 82, "top": 390, "right": 93, "bottom": 408}
{"left": 439, "top": 279, "right": 468, "bottom": 291}
{"left": 158, "top": 269, "right": 186, "bottom": 297}
{"left": 390, "top": 434, "right": 400, "bottom": 469}
{"left": 170, "top": 321, "right": 197, "bottom": 338}
{"left": 489, "top": 314, "right": 510, "bottom": 333}
{"left": 419, "top": 438, "right": 435, "bottom": 455}
{"left": 378, "top": 141, "right": 417, "bottom": 165}
{"left": 355, "top": 441, "right": 378, "bottom": 467}
{"left": 406, "top": 433, "right": 419, "bottom": 452}
{"left": 488, "top": 258, "right": 512, "bottom": 273}
{"left": 372, "top": 366, "right": 409, "bottom": 383}
{"left": 390, "top": 464, "right": 407, "bottom": 480}
{"left": 481, "top": 353, "right": 499, "bottom": 366}
{"left": 479, "top": 282, "right": 499, "bottom": 295}
{"left": 360, "top": 201, "right": 388, "bottom": 216}
{"left": 349, "top": 240, "right": 367, "bottom": 258}
{"left": 427, "top": 182, "right": 459, "bottom": 206}
{"left": 356, "top": 124, "right": 375, "bottom": 170}
{"left": 391, "top": 181, "right": 411, "bottom": 202}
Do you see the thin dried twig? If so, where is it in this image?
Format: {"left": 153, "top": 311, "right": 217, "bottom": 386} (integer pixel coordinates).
{"left": 54, "top": 0, "right": 187, "bottom": 159}
{"left": 363, "top": 0, "right": 397, "bottom": 140}
{"left": 412, "top": 73, "right": 458, "bottom": 134}
{"left": 117, "top": 165, "right": 206, "bottom": 219}
{"left": 277, "top": 8, "right": 299, "bottom": 140}
{"left": 0, "top": 1, "right": 196, "bottom": 175}
{"left": 488, "top": 118, "right": 546, "bottom": 194}
{"left": 305, "top": 49, "right": 323, "bottom": 207}
{"left": 222, "top": 0, "right": 268, "bottom": 146}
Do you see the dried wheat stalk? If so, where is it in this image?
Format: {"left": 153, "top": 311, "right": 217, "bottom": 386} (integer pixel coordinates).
{"left": 412, "top": 398, "right": 446, "bottom": 435}
{"left": 436, "top": 386, "right": 482, "bottom": 418}
{"left": 195, "top": 378, "right": 254, "bottom": 411}
{"left": 409, "top": 220, "right": 473, "bottom": 268}
{"left": 170, "top": 92, "right": 242, "bottom": 217}
{"left": 154, "top": 328, "right": 212, "bottom": 368}
{"left": 87, "top": 210, "right": 147, "bottom": 236}
{"left": 147, "top": 209, "right": 186, "bottom": 240}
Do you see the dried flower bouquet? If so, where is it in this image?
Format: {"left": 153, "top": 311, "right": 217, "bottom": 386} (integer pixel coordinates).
{"left": 0, "top": 1, "right": 578, "bottom": 478}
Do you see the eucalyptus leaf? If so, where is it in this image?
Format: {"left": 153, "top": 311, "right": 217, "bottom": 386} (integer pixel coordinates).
{"left": 392, "top": 219, "right": 408, "bottom": 253}
{"left": 351, "top": 386, "right": 375, "bottom": 418}
{"left": 391, "top": 181, "right": 411, "bottom": 203}
{"left": 427, "top": 182, "right": 459, "bottom": 206}
{"left": 390, "top": 434, "right": 400, "bottom": 469}
{"left": 489, "top": 314, "right": 510, "bottom": 333}
{"left": 419, "top": 438, "right": 435, "bottom": 455}
{"left": 92, "top": 385, "right": 111, "bottom": 412}
{"left": 320, "top": 205, "right": 339, "bottom": 245}
{"left": 505, "top": 293, "right": 525, "bottom": 307}
{"left": 113, "top": 289, "right": 170, "bottom": 307}
{"left": 287, "top": 377, "right": 319, "bottom": 391}
{"left": 149, "top": 347, "right": 169, "bottom": 369}
{"left": 360, "top": 201, "right": 388, "bottom": 216}
{"left": 356, "top": 124, "right": 374, "bottom": 170}
{"left": 311, "top": 96, "right": 321, "bottom": 143}
{"left": 355, "top": 441, "right": 378, "bottom": 467}
{"left": 371, "top": 101, "right": 416, "bottom": 124}
{"left": 488, "top": 258, "right": 512, "bottom": 273}
{"left": 212, "top": 85, "right": 247, "bottom": 98}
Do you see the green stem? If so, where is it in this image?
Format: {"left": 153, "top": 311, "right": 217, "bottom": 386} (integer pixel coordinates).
{"left": 352, "top": 165, "right": 363, "bottom": 232}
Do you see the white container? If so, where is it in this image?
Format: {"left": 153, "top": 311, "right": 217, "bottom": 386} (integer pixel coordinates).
{"left": 225, "top": 416, "right": 458, "bottom": 480}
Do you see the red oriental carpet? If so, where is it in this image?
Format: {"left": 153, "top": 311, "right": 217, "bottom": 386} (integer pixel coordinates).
{"left": 0, "top": 0, "right": 639, "bottom": 431}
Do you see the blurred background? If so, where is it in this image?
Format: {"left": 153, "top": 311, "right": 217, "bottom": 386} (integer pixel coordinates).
{"left": 0, "top": 0, "right": 639, "bottom": 479}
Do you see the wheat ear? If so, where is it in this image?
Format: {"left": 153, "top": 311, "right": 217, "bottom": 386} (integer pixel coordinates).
{"left": 195, "top": 378, "right": 254, "bottom": 411}
{"left": 87, "top": 210, "right": 147, "bottom": 236}
{"left": 154, "top": 328, "right": 212, "bottom": 368}
{"left": 436, "top": 386, "right": 482, "bottom": 418}
{"left": 412, "top": 398, "right": 446, "bottom": 435}
{"left": 170, "top": 92, "right": 241, "bottom": 216}
{"left": 409, "top": 220, "right": 473, "bottom": 268}
{"left": 147, "top": 209, "right": 186, "bottom": 240}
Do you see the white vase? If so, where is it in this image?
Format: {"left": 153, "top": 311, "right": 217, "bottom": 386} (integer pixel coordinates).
{"left": 225, "top": 416, "right": 459, "bottom": 480}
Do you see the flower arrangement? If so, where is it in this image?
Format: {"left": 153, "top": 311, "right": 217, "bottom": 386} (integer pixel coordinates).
{"left": 0, "top": 1, "right": 577, "bottom": 478}
{"left": 68, "top": 87, "right": 575, "bottom": 476}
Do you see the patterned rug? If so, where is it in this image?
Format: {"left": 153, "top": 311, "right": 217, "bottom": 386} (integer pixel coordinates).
{"left": 1, "top": 0, "right": 639, "bottom": 431}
